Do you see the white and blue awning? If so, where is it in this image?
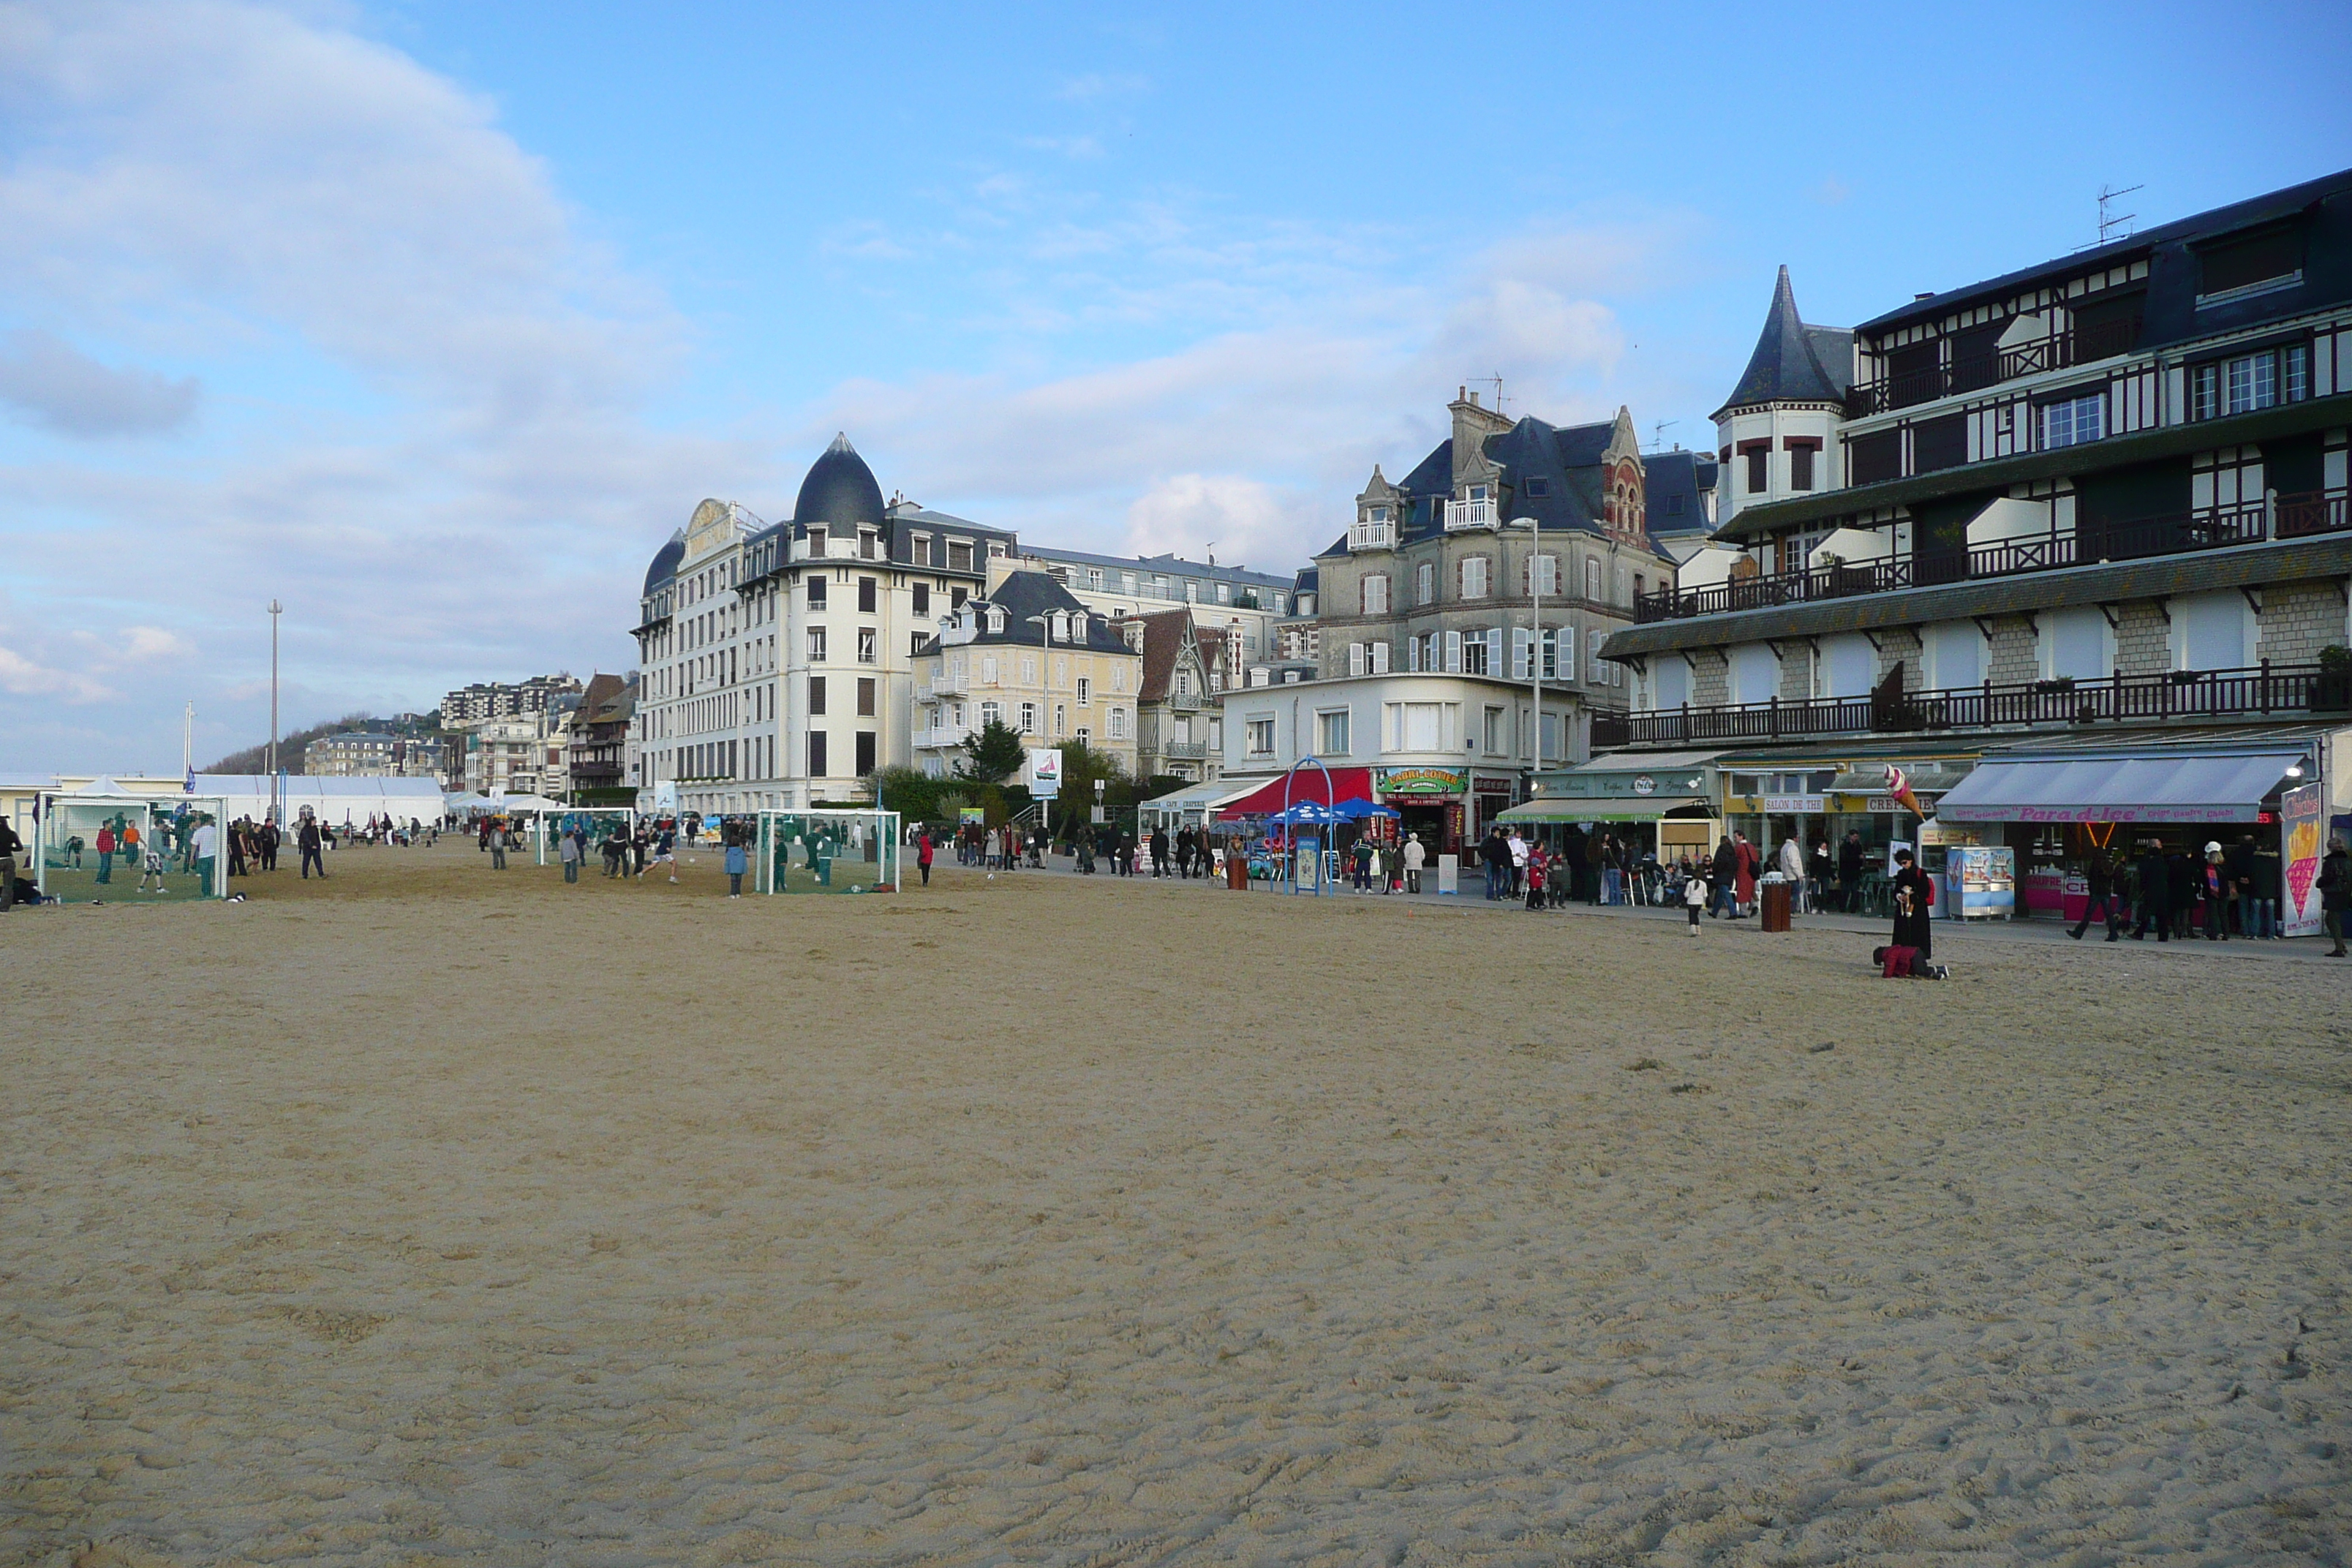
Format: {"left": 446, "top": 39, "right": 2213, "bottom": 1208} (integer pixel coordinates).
{"left": 1937, "top": 751, "right": 2302, "bottom": 824}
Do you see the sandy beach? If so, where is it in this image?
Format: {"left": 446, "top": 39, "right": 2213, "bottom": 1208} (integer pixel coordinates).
{"left": 4, "top": 840, "right": 2347, "bottom": 1565}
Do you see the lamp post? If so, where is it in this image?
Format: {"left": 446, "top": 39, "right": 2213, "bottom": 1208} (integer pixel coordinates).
{"left": 267, "top": 599, "right": 282, "bottom": 826}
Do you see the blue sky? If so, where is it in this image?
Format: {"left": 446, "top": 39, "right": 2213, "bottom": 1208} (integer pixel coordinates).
{"left": 3, "top": 0, "right": 2348, "bottom": 771}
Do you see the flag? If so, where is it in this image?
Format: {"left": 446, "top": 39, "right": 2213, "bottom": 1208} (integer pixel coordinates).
{"left": 1885, "top": 764, "right": 1926, "bottom": 818}
{"left": 184, "top": 766, "right": 195, "bottom": 794}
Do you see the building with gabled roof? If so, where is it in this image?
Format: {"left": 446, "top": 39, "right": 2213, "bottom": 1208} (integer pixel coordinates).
{"left": 909, "top": 570, "right": 1143, "bottom": 780}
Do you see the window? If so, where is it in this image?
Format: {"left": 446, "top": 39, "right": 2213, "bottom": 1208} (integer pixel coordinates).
{"left": 979, "top": 699, "right": 1000, "bottom": 728}
{"left": 1245, "top": 717, "right": 1275, "bottom": 755}
{"left": 1077, "top": 676, "right": 1091, "bottom": 706}
{"left": 1787, "top": 438, "right": 1819, "bottom": 491}
{"left": 2044, "top": 607, "right": 2108, "bottom": 681}
{"left": 2190, "top": 344, "right": 2308, "bottom": 419}
{"left": 950, "top": 586, "right": 967, "bottom": 608}
{"left": 1352, "top": 505, "right": 1393, "bottom": 550}
{"left": 858, "top": 577, "right": 877, "bottom": 613}
{"left": 1088, "top": 568, "right": 1104, "bottom": 591}
{"left": 1054, "top": 704, "right": 1066, "bottom": 736}
{"left": 1462, "top": 556, "right": 1490, "bottom": 598}
{"left": 2195, "top": 224, "right": 2303, "bottom": 304}
{"left": 808, "top": 674, "right": 827, "bottom": 715}
{"left": 1112, "top": 664, "right": 1128, "bottom": 693}
{"left": 1019, "top": 701, "right": 1038, "bottom": 734}
{"left": 1416, "top": 561, "right": 1436, "bottom": 604}
{"left": 857, "top": 627, "right": 878, "bottom": 663}
{"left": 1217, "top": 583, "right": 1230, "bottom": 603}
{"left": 1019, "top": 655, "right": 1037, "bottom": 684}
{"left": 1318, "top": 709, "right": 1350, "bottom": 755}
{"left": 1743, "top": 442, "right": 1770, "bottom": 495}
{"left": 807, "top": 576, "right": 827, "bottom": 608}
{"left": 1349, "top": 641, "right": 1365, "bottom": 677}
{"left": 912, "top": 533, "right": 931, "bottom": 565}
{"left": 986, "top": 606, "right": 1006, "bottom": 635}
{"left": 856, "top": 677, "right": 876, "bottom": 717}
{"left": 1362, "top": 573, "right": 1389, "bottom": 614}
{"left": 807, "top": 627, "right": 826, "bottom": 661}
{"left": 1912, "top": 412, "right": 1969, "bottom": 474}
{"left": 855, "top": 731, "right": 876, "bottom": 773}
{"left": 949, "top": 540, "right": 973, "bottom": 572}
{"left": 807, "top": 730, "right": 828, "bottom": 775}
{"left": 1369, "top": 641, "right": 1388, "bottom": 674}
{"left": 1107, "top": 707, "right": 1128, "bottom": 740}
{"left": 1462, "top": 630, "right": 1488, "bottom": 675}
{"left": 1482, "top": 706, "right": 1504, "bottom": 754}
{"left": 1848, "top": 429, "right": 1902, "bottom": 487}
{"left": 1175, "top": 667, "right": 1192, "bottom": 698}
{"left": 1524, "top": 477, "right": 1548, "bottom": 497}
{"left": 1585, "top": 557, "right": 1601, "bottom": 600}
{"left": 1444, "top": 630, "right": 1462, "bottom": 673}
{"left": 2040, "top": 391, "right": 2106, "bottom": 449}
{"left": 1529, "top": 554, "right": 1558, "bottom": 596}
{"left": 1511, "top": 626, "right": 1531, "bottom": 679}
{"left": 808, "top": 527, "right": 827, "bottom": 559}
{"left": 859, "top": 531, "right": 878, "bottom": 561}
{"left": 912, "top": 582, "right": 929, "bottom": 614}
{"left": 2177, "top": 591, "right": 2250, "bottom": 671}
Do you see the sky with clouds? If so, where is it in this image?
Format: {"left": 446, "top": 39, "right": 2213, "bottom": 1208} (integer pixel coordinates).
{"left": 2, "top": 0, "right": 2347, "bottom": 772}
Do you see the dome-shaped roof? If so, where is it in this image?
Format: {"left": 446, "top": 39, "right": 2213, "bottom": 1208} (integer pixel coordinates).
{"left": 793, "top": 433, "right": 885, "bottom": 529}
{"left": 643, "top": 529, "right": 685, "bottom": 595}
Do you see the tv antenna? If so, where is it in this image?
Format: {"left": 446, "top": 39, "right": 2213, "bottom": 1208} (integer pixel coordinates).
{"left": 2097, "top": 183, "right": 2143, "bottom": 246}
{"left": 1473, "top": 373, "right": 1505, "bottom": 413}
{"left": 1650, "top": 419, "right": 1678, "bottom": 451}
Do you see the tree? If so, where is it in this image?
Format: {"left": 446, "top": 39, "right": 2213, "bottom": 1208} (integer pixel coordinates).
{"left": 1041, "top": 740, "right": 1128, "bottom": 842}
{"left": 957, "top": 718, "right": 1026, "bottom": 784}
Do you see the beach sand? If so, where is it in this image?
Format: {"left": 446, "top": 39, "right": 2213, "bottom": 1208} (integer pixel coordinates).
{"left": 4, "top": 841, "right": 2347, "bottom": 1564}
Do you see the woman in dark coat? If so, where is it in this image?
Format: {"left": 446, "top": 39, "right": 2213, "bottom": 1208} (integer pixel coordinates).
{"left": 1889, "top": 847, "right": 1934, "bottom": 960}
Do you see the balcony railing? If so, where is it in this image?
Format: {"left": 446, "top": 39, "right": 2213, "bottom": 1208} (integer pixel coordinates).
{"left": 1162, "top": 739, "right": 1208, "bottom": 759}
{"left": 1444, "top": 498, "right": 1497, "bottom": 531}
{"left": 1636, "top": 494, "right": 2337, "bottom": 624}
{"left": 1594, "top": 661, "right": 2332, "bottom": 750}
{"left": 1848, "top": 316, "right": 2144, "bottom": 416}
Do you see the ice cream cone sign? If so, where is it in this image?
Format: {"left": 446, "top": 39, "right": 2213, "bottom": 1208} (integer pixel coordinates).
{"left": 1885, "top": 764, "right": 1926, "bottom": 818}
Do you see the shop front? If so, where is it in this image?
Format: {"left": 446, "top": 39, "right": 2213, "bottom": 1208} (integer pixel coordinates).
{"left": 1934, "top": 734, "right": 2329, "bottom": 933}
{"left": 1713, "top": 748, "right": 1980, "bottom": 913}
{"left": 1514, "top": 751, "right": 1722, "bottom": 864}
{"left": 1375, "top": 766, "right": 1469, "bottom": 853}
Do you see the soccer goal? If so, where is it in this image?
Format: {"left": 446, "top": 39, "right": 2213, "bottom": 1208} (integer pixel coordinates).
{"left": 535, "top": 808, "right": 638, "bottom": 868}
{"left": 37, "top": 794, "right": 232, "bottom": 903}
{"left": 755, "top": 810, "right": 900, "bottom": 894}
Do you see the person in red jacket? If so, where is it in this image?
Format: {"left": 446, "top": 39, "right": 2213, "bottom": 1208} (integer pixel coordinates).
{"left": 915, "top": 829, "right": 934, "bottom": 886}
{"left": 1732, "top": 830, "right": 1759, "bottom": 916}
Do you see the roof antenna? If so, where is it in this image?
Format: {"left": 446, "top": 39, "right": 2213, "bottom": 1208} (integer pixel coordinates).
{"left": 1649, "top": 419, "right": 1678, "bottom": 452}
{"left": 1205, "top": 541, "right": 1216, "bottom": 567}
{"left": 1476, "top": 373, "right": 1505, "bottom": 414}
{"left": 2097, "top": 183, "right": 2143, "bottom": 246}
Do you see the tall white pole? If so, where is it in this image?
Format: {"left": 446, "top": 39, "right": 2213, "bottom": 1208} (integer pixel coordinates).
{"left": 184, "top": 701, "right": 194, "bottom": 778}
{"left": 1529, "top": 514, "right": 1543, "bottom": 773}
{"left": 268, "top": 600, "right": 282, "bottom": 824}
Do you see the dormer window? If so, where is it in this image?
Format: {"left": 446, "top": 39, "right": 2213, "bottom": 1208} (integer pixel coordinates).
{"left": 1523, "top": 478, "right": 1548, "bottom": 497}
{"left": 1071, "top": 612, "right": 1087, "bottom": 638}
{"left": 987, "top": 606, "right": 1006, "bottom": 635}
{"left": 1351, "top": 505, "right": 1393, "bottom": 551}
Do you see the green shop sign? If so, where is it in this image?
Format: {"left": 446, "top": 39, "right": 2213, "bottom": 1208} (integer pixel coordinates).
{"left": 1376, "top": 767, "right": 1467, "bottom": 796}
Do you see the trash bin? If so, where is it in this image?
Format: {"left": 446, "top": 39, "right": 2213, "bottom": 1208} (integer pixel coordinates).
{"left": 1760, "top": 878, "right": 1793, "bottom": 932}
{"left": 1226, "top": 848, "right": 1249, "bottom": 890}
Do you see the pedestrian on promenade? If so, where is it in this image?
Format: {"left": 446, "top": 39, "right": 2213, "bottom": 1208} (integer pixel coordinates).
{"left": 2321, "top": 839, "right": 2350, "bottom": 957}
{"left": 2129, "top": 840, "right": 2169, "bottom": 941}
{"left": 2198, "top": 842, "right": 2231, "bottom": 941}
{"left": 559, "top": 829, "right": 581, "bottom": 883}
{"left": 1709, "top": 836, "right": 1739, "bottom": 919}
{"left": 2070, "top": 846, "right": 2123, "bottom": 941}
{"left": 1524, "top": 843, "right": 1548, "bottom": 911}
{"left": 916, "top": 829, "right": 934, "bottom": 886}
{"left": 1890, "top": 847, "right": 1934, "bottom": 961}
{"left": 1149, "top": 825, "right": 1169, "bottom": 878}
{"left": 1733, "top": 831, "right": 1760, "bottom": 917}
{"left": 1480, "top": 829, "right": 1506, "bottom": 900}
{"left": 1776, "top": 836, "right": 1806, "bottom": 913}
{"left": 1403, "top": 832, "right": 1425, "bottom": 894}
{"left": 725, "top": 834, "right": 747, "bottom": 898}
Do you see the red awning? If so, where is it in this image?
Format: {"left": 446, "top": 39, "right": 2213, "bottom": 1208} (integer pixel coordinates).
{"left": 1217, "top": 768, "right": 1375, "bottom": 821}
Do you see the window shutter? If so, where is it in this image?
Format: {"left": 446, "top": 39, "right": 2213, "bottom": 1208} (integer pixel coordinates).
{"left": 1511, "top": 627, "right": 1531, "bottom": 680}
{"left": 1559, "top": 626, "right": 1577, "bottom": 682}
{"left": 1589, "top": 630, "right": 1606, "bottom": 684}
{"left": 1349, "top": 642, "right": 1365, "bottom": 677}
{"left": 1445, "top": 630, "right": 1463, "bottom": 673}
{"left": 1406, "top": 635, "right": 1420, "bottom": 673}
{"left": 1485, "top": 628, "right": 1502, "bottom": 676}
{"left": 1370, "top": 640, "right": 1389, "bottom": 674}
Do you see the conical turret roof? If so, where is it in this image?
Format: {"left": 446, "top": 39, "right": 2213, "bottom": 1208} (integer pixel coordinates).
{"left": 1715, "top": 266, "right": 1846, "bottom": 416}
{"left": 793, "top": 433, "right": 886, "bottom": 529}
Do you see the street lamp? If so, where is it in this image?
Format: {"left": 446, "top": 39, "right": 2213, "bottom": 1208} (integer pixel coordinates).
{"left": 267, "top": 599, "right": 282, "bottom": 826}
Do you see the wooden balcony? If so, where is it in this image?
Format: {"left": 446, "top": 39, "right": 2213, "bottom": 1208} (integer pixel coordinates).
{"left": 1636, "top": 494, "right": 2338, "bottom": 625}
{"left": 1593, "top": 661, "right": 2334, "bottom": 750}
{"left": 1847, "top": 316, "right": 2143, "bottom": 415}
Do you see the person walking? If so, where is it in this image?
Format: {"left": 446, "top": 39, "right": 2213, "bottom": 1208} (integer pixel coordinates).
{"left": 1708, "top": 836, "right": 1739, "bottom": 919}
{"left": 1524, "top": 843, "right": 1548, "bottom": 911}
{"left": 1149, "top": 825, "right": 1170, "bottom": 878}
{"left": 489, "top": 823, "right": 508, "bottom": 870}
{"left": 1807, "top": 838, "right": 1833, "bottom": 915}
{"left": 2198, "top": 842, "right": 2231, "bottom": 941}
{"left": 1732, "top": 831, "right": 1760, "bottom": 917}
{"left": 1889, "top": 846, "right": 1934, "bottom": 961}
{"left": 559, "top": 829, "right": 581, "bottom": 883}
{"left": 2069, "top": 846, "right": 2123, "bottom": 941}
{"left": 2130, "top": 839, "right": 2170, "bottom": 941}
{"left": 298, "top": 816, "right": 325, "bottom": 879}
{"left": 189, "top": 815, "right": 217, "bottom": 896}
{"left": 1837, "top": 829, "right": 1865, "bottom": 913}
{"left": 2320, "top": 839, "right": 2350, "bottom": 957}
{"left": 1684, "top": 862, "right": 1708, "bottom": 936}
{"left": 2227, "top": 834, "right": 2260, "bottom": 939}
{"left": 1403, "top": 832, "right": 1425, "bottom": 894}
{"left": 1776, "top": 835, "right": 1806, "bottom": 913}
{"left": 916, "top": 829, "right": 935, "bottom": 886}
{"left": 95, "top": 821, "right": 116, "bottom": 884}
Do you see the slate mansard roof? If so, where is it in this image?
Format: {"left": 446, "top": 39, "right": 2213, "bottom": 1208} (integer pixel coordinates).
{"left": 794, "top": 433, "right": 887, "bottom": 531}
{"left": 1321, "top": 411, "right": 1659, "bottom": 559}
{"left": 916, "top": 570, "right": 1138, "bottom": 656}
{"left": 1715, "top": 265, "right": 1854, "bottom": 418}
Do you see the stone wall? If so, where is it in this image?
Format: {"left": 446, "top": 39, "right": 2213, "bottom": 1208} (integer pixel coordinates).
{"left": 1692, "top": 647, "right": 1730, "bottom": 708}
{"left": 1874, "top": 627, "right": 1924, "bottom": 693}
{"left": 1779, "top": 644, "right": 1814, "bottom": 703}
{"left": 2257, "top": 578, "right": 2349, "bottom": 667}
{"left": 1987, "top": 616, "right": 2040, "bottom": 685}
{"left": 2114, "top": 600, "right": 2172, "bottom": 676}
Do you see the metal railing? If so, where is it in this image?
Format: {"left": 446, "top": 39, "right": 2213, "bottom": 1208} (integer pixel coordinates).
{"left": 1444, "top": 498, "right": 1497, "bottom": 530}
{"left": 1596, "top": 660, "right": 2332, "bottom": 748}
{"left": 1636, "top": 495, "right": 2323, "bottom": 624}
{"left": 1848, "top": 316, "right": 2144, "bottom": 415}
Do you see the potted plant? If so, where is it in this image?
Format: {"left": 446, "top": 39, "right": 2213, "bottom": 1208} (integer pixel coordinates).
{"left": 2318, "top": 645, "right": 2352, "bottom": 712}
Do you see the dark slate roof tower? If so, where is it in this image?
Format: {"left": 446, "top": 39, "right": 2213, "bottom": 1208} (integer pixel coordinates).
{"left": 1714, "top": 265, "right": 1852, "bottom": 417}
{"left": 793, "top": 432, "right": 886, "bottom": 531}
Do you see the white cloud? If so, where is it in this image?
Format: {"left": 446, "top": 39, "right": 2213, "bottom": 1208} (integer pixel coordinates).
{"left": 0, "top": 639, "right": 113, "bottom": 702}
{"left": 0, "top": 0, "right": 766, "bottom": 770}
{"left": 0, "top": 328, "right": 199, "bottom": 436}
{"left": 1054, "top": 72, "right": 1149, "bottom": 102}
{"left": 1123, "top": 474, "right": 1300, "bottom": 566}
